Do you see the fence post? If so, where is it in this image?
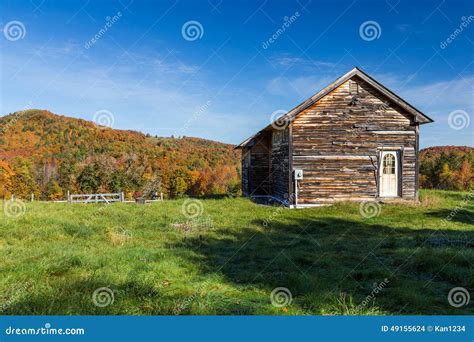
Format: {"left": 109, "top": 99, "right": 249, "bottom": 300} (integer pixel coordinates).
{"left": 160, "top": 192, "right": 163, "bottom": 201}
{"left": 31, "top": 193, "right": 34, "bottom": 202}
{"left": 121, "top": 192, "right": 124, "bottom": 202}
{"left": 67, "top": 191, "right": 71, "bottom": 203}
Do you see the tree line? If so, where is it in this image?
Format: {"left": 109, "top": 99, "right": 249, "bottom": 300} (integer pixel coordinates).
{"left": 0, "top": 110, "right": 241, "bottom": 200}
{"left": 420, "top": 146, "right": 473, "bottom": 191}
{"left": 0, "top": 111, "right": 471, "bottom": 201}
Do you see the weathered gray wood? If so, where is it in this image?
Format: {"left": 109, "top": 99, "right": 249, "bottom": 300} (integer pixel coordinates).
{"left": 290, "top": 76, "right": 418, "bottom": 204}
{"left": 237, "top": 71, "right": 430, "bottom": 206}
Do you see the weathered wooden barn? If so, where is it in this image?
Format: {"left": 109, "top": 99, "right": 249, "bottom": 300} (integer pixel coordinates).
{"left": 236, "top": 67, "right": 433, "bottom": 207}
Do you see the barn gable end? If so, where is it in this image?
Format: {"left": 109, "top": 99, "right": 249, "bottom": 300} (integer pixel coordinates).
{"left": 237, "top": 68, "right": 433, "bottom": 207}
{"left": 292, "top": 76, "right": 417, "bottom": 204}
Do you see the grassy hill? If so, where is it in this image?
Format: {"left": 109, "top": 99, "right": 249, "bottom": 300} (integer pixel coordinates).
{"left": 0, "top": 109, "right": 241, "bottom": 200}
{"left": 0, "top": 190, "right": 472, "bottom": 315}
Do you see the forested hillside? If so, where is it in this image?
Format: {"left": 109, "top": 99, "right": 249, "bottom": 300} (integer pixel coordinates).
{"left": 0, "top": 110, "right": 241, "bottom": 200}
{"left": 420, "top": 146, "right": 473, "bottom": 191}
{"left": 0, "top": 110, "right": 471, "bottom": 201}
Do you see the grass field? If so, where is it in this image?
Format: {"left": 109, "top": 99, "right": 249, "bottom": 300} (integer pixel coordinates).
{"left": 0, "top": 190, "right": 472, "bottom": 315}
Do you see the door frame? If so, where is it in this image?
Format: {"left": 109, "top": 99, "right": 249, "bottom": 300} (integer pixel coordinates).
{"left": 378, "top": 150, "right": 400, "bottom": 198}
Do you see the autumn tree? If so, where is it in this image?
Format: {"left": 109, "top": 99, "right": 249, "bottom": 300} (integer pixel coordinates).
{"left": 168, "top": 169, "right": 192, "bottom": 197}
{"left": 456, "top": 159, "right": 472, "bottom": 190}
{"left": 0, "top": 160, "right": 14, "bottom": 198}
{"left": 9, "top": 158, "right": 40, "bottom": 198}
{"left": 0, "top": 110, "right": 242, "bottom": 199}
{"left": 45, "top": 180, "right": 64, "bottom": 200}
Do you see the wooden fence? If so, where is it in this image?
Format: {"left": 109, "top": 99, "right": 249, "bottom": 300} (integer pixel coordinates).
{"left": 67, "top": 192, "right": 163, "bottom": 204}
{"left": 9, "top": 192, "right": 164, "bottom": 203}
{"left": 68, "top": 192, "right": 124, "bottom": 204}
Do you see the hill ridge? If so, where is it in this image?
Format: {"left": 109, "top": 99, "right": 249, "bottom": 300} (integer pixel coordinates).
{"left": 0, "top": 109, "right": 241, "bottom": 200}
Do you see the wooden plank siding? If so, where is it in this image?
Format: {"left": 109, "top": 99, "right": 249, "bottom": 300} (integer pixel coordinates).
{"left": 241, "top": 149, "right": 250, "bottom": 196}
{"left": 237, "top": 68, "right": 431, "bottom": 206}
{"left": 290, "top": 76, "right": 418, "bottom": 204}
{"left": 247, "top": 131, "right": 271, "bottom": 196}
{"left": 241, "top": 129, "right": 290, "bottom": 201}
{"left": 270, "top": 128, "right": 290, "bottom": 201}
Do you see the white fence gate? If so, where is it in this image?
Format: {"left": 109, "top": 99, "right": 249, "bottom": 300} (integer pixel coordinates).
{"left": 68, "top": 192, "right": 123, "bottom": 204}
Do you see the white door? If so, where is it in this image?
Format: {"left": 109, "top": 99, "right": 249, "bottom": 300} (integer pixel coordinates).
{"left": 379, "top": 151, "right": 398, "bottom": 197}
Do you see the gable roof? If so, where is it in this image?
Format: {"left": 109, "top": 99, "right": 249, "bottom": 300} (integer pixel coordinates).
{"left": 236, "top": 67, "right": 433, "bottom": 149}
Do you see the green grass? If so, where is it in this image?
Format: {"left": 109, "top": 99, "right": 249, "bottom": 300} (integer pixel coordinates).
{"left": 0, "top": 190, "right": 473, "bottom": 315}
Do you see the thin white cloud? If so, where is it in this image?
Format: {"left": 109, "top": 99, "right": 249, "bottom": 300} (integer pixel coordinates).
{"left": 1, "top": 40, "right": 472, "bottom": 146}
{"left": 374, "top": 72, "right": 474, "bottom": 116}
{"left": 0, "top": 41, "right": 258, "bottom": 143}
{"left": 269, "top": 54, "right": 338, "bottom": 69}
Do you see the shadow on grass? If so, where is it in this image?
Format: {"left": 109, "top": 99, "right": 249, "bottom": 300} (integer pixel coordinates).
{"left": 170, "top": 217, "right": 474, "bottom": 315}
{"left": 4, "top": 214, "right": 473, "bottom": 315}
{"left": 3, "top": 275, "right": 259, "bottom": 315}
{"left": 1, "top": 278, "right": 163, "bottom": 315}
{"left": 425, "top": 208, "right": 474, "bottom": 225}
{"left": 195, "top": 194, "right": 237, "bottom": 200}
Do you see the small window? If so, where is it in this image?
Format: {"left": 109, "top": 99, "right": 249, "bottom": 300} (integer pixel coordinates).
{"left": 383, "top": 154, "right": 396, "bottom": 174}
{"left": 349, "top": 80, "right": 359, "bottom": 95}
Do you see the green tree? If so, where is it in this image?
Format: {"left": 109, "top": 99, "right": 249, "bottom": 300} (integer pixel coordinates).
{"left": 168, "top": 169, "right": 191, "bottom": 198}
{"left": 9, "top": 158, "right": 40, "bottom": 198}
{"left": 77, "top": 165, "right": 100, "bottom": 193}
{"left": 45, "top": 180, "right": 64, "bottom": 200}
{"left": 439, "top": 163, "right": 455, "bottom": 190}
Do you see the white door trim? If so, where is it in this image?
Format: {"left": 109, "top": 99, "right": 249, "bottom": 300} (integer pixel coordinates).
{"left": 379, "top": 151, "right": 399, "bottom": 197}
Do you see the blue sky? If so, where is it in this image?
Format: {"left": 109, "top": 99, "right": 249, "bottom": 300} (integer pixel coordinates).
{"left": 1, "top": 0, "right": 473, "bottom": 147}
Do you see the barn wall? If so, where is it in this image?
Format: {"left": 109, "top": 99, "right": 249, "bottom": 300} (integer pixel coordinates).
{"left": 241, "top": 148, "right": 250, "bottom": 196}
{"left": 291, "top": 76, "right": 417, "bottom": 204}
{"left": 270, "top": 128, "right": 290, "bottom": 201}
{"left": 248, "top": 132, "right": 271, "bottom": 196}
